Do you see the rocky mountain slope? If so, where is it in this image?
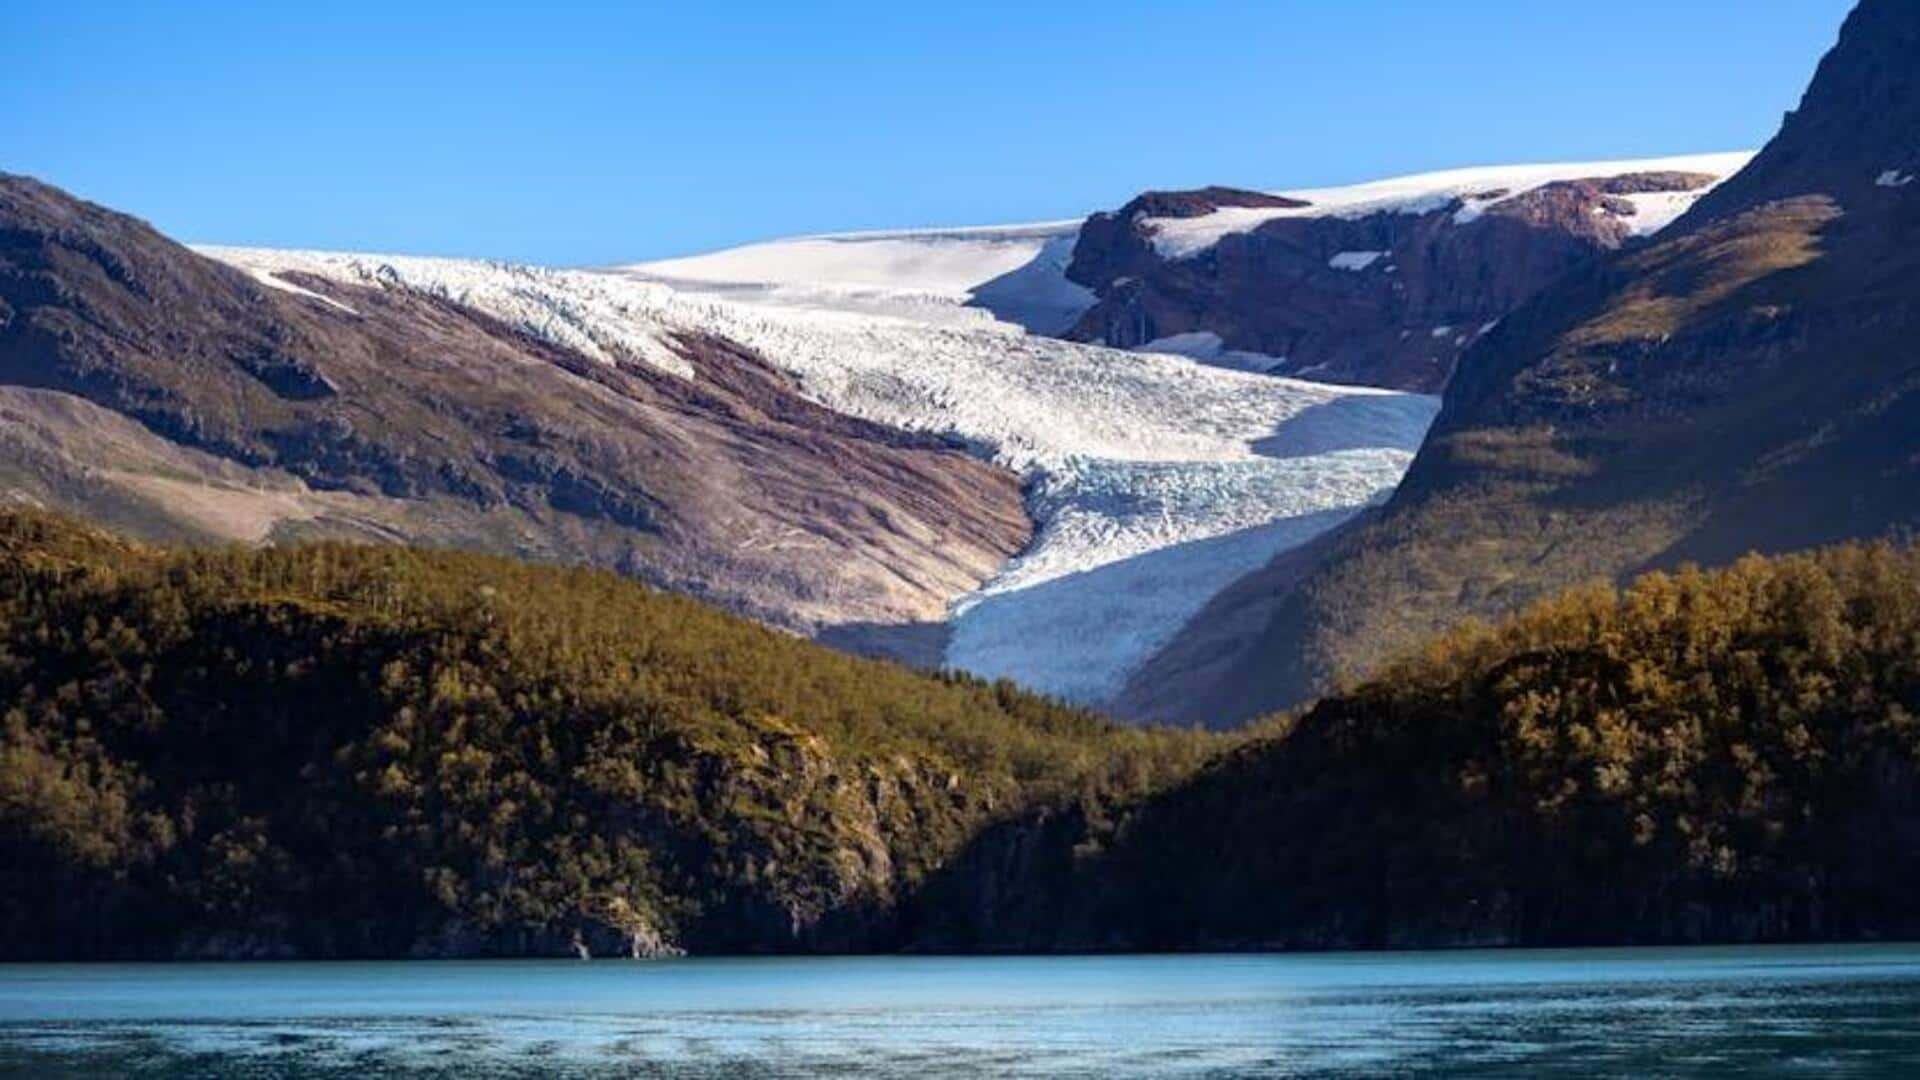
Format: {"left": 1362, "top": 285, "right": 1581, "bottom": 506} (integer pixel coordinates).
{"left": 1060, "top": 155, "right": 1752, "bottom": 392}
{"left": 1121, "top": 0, "right": 1920, "bottom": 726}
{"left": 0, "top": 175, "right": 1036, "bottom": 636}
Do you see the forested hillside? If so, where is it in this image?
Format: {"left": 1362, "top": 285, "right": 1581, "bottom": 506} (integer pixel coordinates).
{"left": 4, "top": 511, "right": 1918, "bottom": 956}
{"left": 0, "top": 510, "right": 1209, "bottom": 959}
{"left": 1008, "top": 544, "right": 1920, "bottom": 949}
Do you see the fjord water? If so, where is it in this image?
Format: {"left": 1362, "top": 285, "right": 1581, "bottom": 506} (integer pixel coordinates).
{"left": 4, "top": 946, "right": 1918, "bottom": 1077}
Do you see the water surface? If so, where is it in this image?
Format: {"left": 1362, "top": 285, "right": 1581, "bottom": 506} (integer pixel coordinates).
{"left": 4, "top": 945, "right": 1918, "bottom": 1076}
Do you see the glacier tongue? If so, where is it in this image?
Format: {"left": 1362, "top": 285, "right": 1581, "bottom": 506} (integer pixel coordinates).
{"left": 200, "top": 242, "right": 1437, "bottom": 707}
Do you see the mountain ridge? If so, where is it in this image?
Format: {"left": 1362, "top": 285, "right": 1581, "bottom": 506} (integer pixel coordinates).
{"left": 1121, "top": 0, "right": 1920, "bottom": 727}
{"left": 0, "top": 172, "right": 1031, "bottom": 635}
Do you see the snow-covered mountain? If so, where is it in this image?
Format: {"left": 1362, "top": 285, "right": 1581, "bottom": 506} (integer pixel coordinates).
{"left": 12, "top": 151, "right": 1774, "bottom": 712}
{"left": 197, "top": 153, "right": 1764, "bottom": 705}
{"left": 1133, "top": 152, "right": 1755, "bottom": 259}
{"left": 205, "top": 245, "right": 1436, "bottom": 704}
{"left": 620, "top": 153, "right": 1756, "bottom": 396}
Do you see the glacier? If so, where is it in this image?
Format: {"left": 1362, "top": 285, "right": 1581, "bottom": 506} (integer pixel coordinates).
{"left": 202, "top": 219, "right": 1437, "bottom": 706}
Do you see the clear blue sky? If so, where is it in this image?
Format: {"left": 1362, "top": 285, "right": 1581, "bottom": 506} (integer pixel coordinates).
{"left": 2, "top": 0, "right": 1854, "bottom": 266}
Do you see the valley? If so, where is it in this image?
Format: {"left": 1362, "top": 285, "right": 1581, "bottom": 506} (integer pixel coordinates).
{"left": 2, "top": 0, "right": 1917, "bottom": 979}
{"left": 169, "top": 149, "right": 1754, "bottom": 708}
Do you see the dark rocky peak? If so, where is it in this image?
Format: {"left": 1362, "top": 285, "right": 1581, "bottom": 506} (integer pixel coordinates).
{"left": 2, "top": 174, "right": 253, "bottom": 314}
{"left": 1683, "top": 0, "right": 1920, "bottom": 227}
{"left": 1110, "top": 186, "right": 1310, "bottom": 221}
{"left": 1593, "top": 171, "right": 1723, "bottom": 196}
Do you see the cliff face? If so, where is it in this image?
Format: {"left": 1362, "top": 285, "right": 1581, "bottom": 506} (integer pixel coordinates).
{"left": 1122, "top": 0, "right": 1920, "bottom": 726}
{"left": 1062, "top": 170, "right": 1729, "bottom": 393}
{"left": 0, "top": 174, "right": 1029, "bottom": 636}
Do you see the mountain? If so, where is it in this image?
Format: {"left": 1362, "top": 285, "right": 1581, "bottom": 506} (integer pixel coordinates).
{"left": 3, "top": 147, "right": 1813, "bottom": 714}
{"left": 1121, "top": 0, "right": 1920, "bottom": 726}
{"left": 1060, "top": 155, "right": 1752, "bottom": 391}
{"left": 0, "top": 174, "right": 1029, "bottom": 638}
{"left": 606, "top": 157, "right": 1768, "bottom": 703}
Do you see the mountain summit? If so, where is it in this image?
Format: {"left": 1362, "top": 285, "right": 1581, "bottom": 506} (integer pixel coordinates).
{"left": 1123, "top": 0, "right": 1920, "bottom": 726}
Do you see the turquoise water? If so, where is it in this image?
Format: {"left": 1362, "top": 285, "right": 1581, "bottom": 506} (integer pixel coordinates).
{"left": 3, "top": 946, "right": 1920, "bottom": 1076}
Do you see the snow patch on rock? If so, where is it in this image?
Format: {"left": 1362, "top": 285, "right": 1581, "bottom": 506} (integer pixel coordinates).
{"left": 226, "top": 262, "right": 360, "bottom": 316}
{"left": 1136, "top": 331, "right": 1289, "bottom": 374}
{"left": 1329, "top": 250, "right": 1388, "bottom": 272}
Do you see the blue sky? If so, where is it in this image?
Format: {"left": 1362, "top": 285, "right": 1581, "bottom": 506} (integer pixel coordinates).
{"left": 3, "top": 1, "right": 1854, "bottom": 265}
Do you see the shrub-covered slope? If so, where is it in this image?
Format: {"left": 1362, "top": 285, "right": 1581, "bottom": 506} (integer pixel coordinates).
{"left": 997, "top": 544, "right": 1920, "bottom": 950}
{"left": 6, "top": 510, "right": 1918, "bottom": 957}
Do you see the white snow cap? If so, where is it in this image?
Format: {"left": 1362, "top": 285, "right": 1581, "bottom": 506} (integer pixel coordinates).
{"left": 1145, "top": 151, "right": 1757, "bottom": 259}
{"left": 620, "top": 222, "right": 1096, "bottom": 335}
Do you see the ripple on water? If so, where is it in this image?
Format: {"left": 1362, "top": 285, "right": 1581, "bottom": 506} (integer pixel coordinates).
{"left": 5, "top": 947, "right": 1920, "bottom": 1078}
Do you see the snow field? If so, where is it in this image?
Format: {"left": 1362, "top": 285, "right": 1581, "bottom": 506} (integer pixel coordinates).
{"left": 1144, "top": 152, "right": 1757, "bottom": 259}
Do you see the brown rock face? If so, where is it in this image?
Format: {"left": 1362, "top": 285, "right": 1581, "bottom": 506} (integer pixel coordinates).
{"left": 1120, "top": 0, "right": 1920, "bottom": 727}
{"left": 1063, "top": 173, "right": 1718, "bottom": 392}
{"left": 0, "top": 174, "right": 1031, "bottom": 634}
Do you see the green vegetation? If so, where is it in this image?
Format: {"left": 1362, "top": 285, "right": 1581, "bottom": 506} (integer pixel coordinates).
{"left": 0, "top": 510, "right": 1212, "bottom": 958}
{"left": 1073, "top": 543, "right": 1920, "bottom": 948}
